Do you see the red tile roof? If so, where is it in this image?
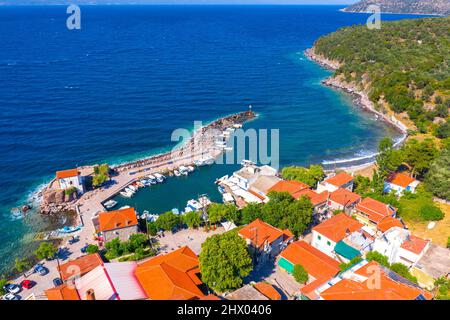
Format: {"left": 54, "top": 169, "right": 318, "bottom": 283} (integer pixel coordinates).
{"left": 320, "top": 261, "right": 433, "bottom": 300}
{"left": 254, "top": 282, "right": 282, "bottom": 300}
{"left": 58, "top": 253, "right": 104, "bottom": 281}
{"left": 312, "top": 213, "right": 363, "bottom": 243}
{"left": 377, "top": 216, "right": 404, "bottom": 233}
{"left": 56, "top": 169, "right": 79, "bottom": 179}
{"left": 324, "top": 172, "right": 354, "bottom": 187}
{"left": 239, "top": 219, "right": 291, "bottom": 248}
{"left": 269, "top": 180, "right": 310, "bottom": 195}
{"left": 45, "top": 284, "right": 80, "bottom": 300}
{"left": 400, "top": 235, "right": 430, "bottom": 255}
{"left": 293, "top": 189, "right": 328, "bottom": 206}
{"left": 98, "top": 207, "right": 138, "bottom": 232}
{"left": 355, "top": 197, "right": 396, "bottom": 224}
{"left": 280, "top": 241, "right": 340, "bottom": 281}
{"left": 387, "top": 172, "right": 416, "bottom": 188}
{"left": 329, "top": 188, "right": 361, "bottom": 207}
{"left": 135, "top": 246, "right": 204, "bottom": 300}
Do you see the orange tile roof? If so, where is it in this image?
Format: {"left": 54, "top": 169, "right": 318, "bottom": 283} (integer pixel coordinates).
{"left": 269, "top": 180, "right": 310, "bottom": 195}
{"left": 56, "top": 168, "right": 79, "bottom": 179}
{"left": 387, "top": 172, "right": 416, "bottom": 188}
{"left": 239, "top": 219, "right": 290, "bottom": 248}
{"left": 98, "top": 207, "right": 138, "bottom": 232}
{"left": 280, "top": 241, "right": 340, "bottom": 281}
{"left": 324, "top": 172, "right": 354, "bottom": 187}
{"left": 254, "top": 282, "right": 282, "bottom": 300}
{"left": 312, "top": 213, "right": 363, "bottom": 242}
{"left": 45, "top": 284, "right": 80, "bottom": 300}
{"left": 293, "top": 189, "right": 327, "bottom": 206}
{"left": 400, "top": 235, "right": 430, "bottom": 255}
{"left": 329, "top": 188, "right": 361, "bottom": 207}
{"left": 377, "top": 216, "right": 404, "bottom": 233}
{"left": 135, "top": 246, "right": 205, "bottom": 300}
{"left": 355, "top": 197, "right": 396, "bottom": 224}
{"left": 58, "top": 253, "right": 103, "bottom": 281}
{"left": 200, "top": 294, "right": 221, "bottom": 300}
{"left": 321, "top": 261, "right": 433, "bottom": 300}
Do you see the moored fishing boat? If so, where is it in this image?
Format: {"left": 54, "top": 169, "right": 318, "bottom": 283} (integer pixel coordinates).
{"left": 120, "top": 191, "right": 133, "bottom": 198}
{"left": 154, "top": 173, "right": 165, "bottom": 182}
{"left": 103, "top": 199, "right": 118, "bottom": 209}
{"left": 173, "top": 170, "right": 181, "bottom": 177}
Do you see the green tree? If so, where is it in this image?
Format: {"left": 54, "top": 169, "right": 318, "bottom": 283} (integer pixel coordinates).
{"left": 281, "top": 165, "right": 324, "bottom": 187}
{"left": 339, "top": 256, "right": 362, "bottom": 271}
{"left": 105, "top": 238, "right": 123, "bottom": 259}
{"left": 401, "top": 138, "right": 438, "bottom": 178}
{"left": 0, "top": 278, "right": 8, "bottom": 295}
{"left": 240, "top": 203, "right": 263, "bottom": 225}
{"left": 199, "top": 231, "right": 253, "bottom": 292}
{"left": 376, "top": 137, "right": 403, "bottom": 178}
{"left": 147, "top": 221, "right": 158, "bottom": 236}
{"left": 419, "top": 203, "right": 444, "bottom": 221}
{"left": 14, "top": 258, "right": 30, "bottom": 277}
{"left": 85, "top": 244, "right": 99, "bottom": 254}
{"left": 155, "top": 211, "right": 181, "bottom": 231}
{"left": 93, "top": 164, "right": 110, "bottom": 187}
{"left": 353, "top": 175, "right": 371, "bottom": 195}
{"left": 280, "top": 196, "right": 313, "bottom": 236}
{"left": 425, "top": 148, "right": 450, "bottom": 200}
{"left": 366, "top": 251, "right": 390, "bottom": 268}
{"left": 390, "top": 263, "right": 417, "bottom": 283}
{"left": 183, "top": 211, "right": 202, "bottom": 229}
{"left": 127, "top": 234, "right": 148, "bottom": 252}
{"left": 35, "top": 242, "right": 58, "bottom": 260}
{"left": 207, "top": 203, "right": 228, "bottom": 225}
{"left": 293, "top": 264, "right": 309, "bottom": 284}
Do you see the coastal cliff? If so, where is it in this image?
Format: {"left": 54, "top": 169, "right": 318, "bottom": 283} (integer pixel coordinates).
{"left": 343, "top": 0, "right": 450, "bottom": 16}
{"left": 308, "top": 17, "right": 450, "bottom": 138}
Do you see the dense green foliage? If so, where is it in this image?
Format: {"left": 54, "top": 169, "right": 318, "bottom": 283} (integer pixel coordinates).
{"left": 93, "top": 164, "right": 110, "bottom": 187}
{"left": 34, "top": 242, "right": 58, "bottom": 260}
{"left": 314, "top": 17, "right": 450, "bottom": 134}
{"left": 146, "top": 221, "right": 158, "bottom": 236}
{"left": 207, "top": 203, "right": 238, "bottom": 225}
{"left": 425, "top": 147, "right": 450, "bottom": 200}
{"left": 366, "top": 251, "right": 390, "bottom": 267}
{"left": 280, "top": 165, "right": 325, "bottom": 187}
{"left": 293, "top": 264, "right": 309, "bottom": 284}
{"left": 104, "top": 234, "right": 152, "bottom": 260}
{"left": 182, "top": 211, "right": 202, "bottom": 229}
{"left": 435, "top": 277, "right": 450, "bottom": 300}
{"left": 398, "top": 189, "right": 444, "bottom": 221}
{"left": 0, "top": 278, "right": 8, "bottom": 295}
{"left": 199, "top": 231, "right": 253, "bottom": 292}
{"left": 339, "top": 256, "right": 363, "bottom": 271}
{"left": 155, "top": 211, "right": 182, "bottom": 231}
{"left": 85, "top": 244, "right": 99, "bottom": 254}
{"left": 14, "top": 258, "right": 30, "bottom": 276}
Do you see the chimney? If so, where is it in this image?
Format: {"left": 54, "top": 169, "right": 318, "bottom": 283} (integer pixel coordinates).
{"left": 86, "top": 289, "right": 96, "bottom": 300}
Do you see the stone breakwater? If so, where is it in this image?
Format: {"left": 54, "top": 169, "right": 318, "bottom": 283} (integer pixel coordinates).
{"left": 39, "top": 109, "right": 256, "bottom": 214}
{"left": 305, "top": 48, "right": 408, "bottom": 135}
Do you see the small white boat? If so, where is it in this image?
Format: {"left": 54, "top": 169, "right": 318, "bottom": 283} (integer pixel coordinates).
{"left": 104, "top": 200, "right": 118, "bottom": 209}
{"left": 128, "top": 185, "right": 137, "bottom": 192}
{"left": 124, "top": 187, "right": 135, "bottom": 194}
{"left": 187, "top": 166, "right": 195, "bottom": 172}
{"left": 174, "top": 170, "right": 181, "bottom": 177}
{"left": 186, "top": 199, "right": 203, "bottom": 211}
{"left": 179, "top": 166, "right": 189, "bottom": 175}
{"left": 223, "top": 193, "right": 235, "bottom": 204}
{"left": 233, "top": 123, "right": 242, "bottom": 129}
{"left": 119, "top": 206, "right": 131, "bottom": 209}
{"left": 154, "top": 173, "right": 165, "bottom": 182}
{"left": 120, "top": 191, "right": 133, "bottom": 198}
{"left": 198, "top": 196, "right": 211, "bottom": 207}
{"left": 204, "top": 156, "right": 214, "bottom": 165}
{"left": 136, "top": 181, "right": 144, "bottom": 188}
{"left": 241, "top": 159, "right": 255, "bottom": 167}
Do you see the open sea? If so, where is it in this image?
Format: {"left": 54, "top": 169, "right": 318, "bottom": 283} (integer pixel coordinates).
{"left": 0, "top": 5, "right": 423, "bottom": 274}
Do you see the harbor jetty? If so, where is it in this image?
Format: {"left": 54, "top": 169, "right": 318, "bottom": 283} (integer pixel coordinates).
{"left": 39, "top": 108, "right": 256, "bottom": 215}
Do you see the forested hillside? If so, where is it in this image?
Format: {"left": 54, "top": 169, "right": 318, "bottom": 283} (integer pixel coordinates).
{"left": 313, "top": 17, "right": 450, "bottom": 137}
{"left": 343, "top": 0, "right": 450, "bottom": 16}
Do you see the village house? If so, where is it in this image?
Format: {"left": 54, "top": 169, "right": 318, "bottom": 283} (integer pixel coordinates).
{"left": 327, "top": 188, "right": 361, "bottom": 212}
{"left": 316, "top": 172, "right": 354, "bottom": 193}
{"left": 278, "top": 241, "right": 341, "bottom": 299}
{"left": 248, "top": 175, "right": 282, "bottom": 202}
{"left": 294, "top": 189, "right": 328, "bottom": 215}
{"left": 97, "top": 207, "right": 139, "bottom": 242}
{"left": 231, "top": 163, "right": 278, "bottom": 191}
{"left": 372, "top": 227, "right": 431, "bottom": 268}
{"left": 384, "top": 172, "right": 420, "bottom": 195}
{"left": 310, "top": 260, "right": 433, "bottom": 300}
{"left": 47, "top": 260, "right": 146, "bottom": 300}
{"left": 56, "top": 168, "right": 85, "bottom": 194}
{"left": 354, "top": 197, "right": 397, "bottom": 230}
{"left": 239, "top": 219, "right": 294, "bottom": 265}
{"left": 58, "top": 253, "right": 104, "bottom": 281}
{"left": 134, "top": 246, "right": 206, "bottom": 300}
{"left": 311, "top": 213, "right": 364, "bottom": 261}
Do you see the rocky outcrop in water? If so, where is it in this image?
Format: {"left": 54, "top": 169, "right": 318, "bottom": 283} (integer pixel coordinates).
{"left": 40, "top": 189, "right": 78, "bottom": 214}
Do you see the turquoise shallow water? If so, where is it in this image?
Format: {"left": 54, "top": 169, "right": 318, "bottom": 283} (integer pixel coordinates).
{"left": 0, "top": 5, "right": 421, "bottom": 274}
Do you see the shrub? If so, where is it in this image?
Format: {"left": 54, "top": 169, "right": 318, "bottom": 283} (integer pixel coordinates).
{"left": 35, "top": 242, "right": 58, "bottom": 260}
{"left": 293, "top": 264, "right": 309, "bottom": 284}
{"left": 366, "top": 251, "right": 389, "bottom": 268}
{"left": 419, "top": 203, "right": 444, "bottom": 221}
{"left": 85, "top": 244, "right": 99, "bottom": 254}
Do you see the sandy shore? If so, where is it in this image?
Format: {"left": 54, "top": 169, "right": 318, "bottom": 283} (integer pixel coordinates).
{"left": 305, "top": 47, "right": 408, "bottom": 173}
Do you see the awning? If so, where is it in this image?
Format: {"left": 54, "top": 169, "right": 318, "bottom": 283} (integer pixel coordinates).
{"left": 334, "top": 240, "right": 361, "bottom": 260}
{"left": 278, "top": 257, "right": 294, "bottom": 273}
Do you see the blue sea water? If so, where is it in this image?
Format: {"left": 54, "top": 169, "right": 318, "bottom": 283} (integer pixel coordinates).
{"left": 0, "top": 5, "right": 423, "bottom": 274}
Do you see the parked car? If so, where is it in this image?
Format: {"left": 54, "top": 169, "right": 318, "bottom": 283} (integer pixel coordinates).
{"left": 80, "top": 245, "right": 89, "bottom": 253}
{"left": 3, "top": 283, "right": 21, "bottom": 294}
{"left": 20, "top": 280, "right": 35, "bottom": 290}
{"left": 2, "top": 293, "right": 20, "bottom": 300}
{"left": 53, "top": 278, "right": 63, "bottom": 287}
{"left": 34, "top": 264, "right": 48, "bottom": 276}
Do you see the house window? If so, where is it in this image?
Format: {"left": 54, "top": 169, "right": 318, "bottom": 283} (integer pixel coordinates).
{"left": 327, "top": 241, "right": 331, "bottom": 246}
